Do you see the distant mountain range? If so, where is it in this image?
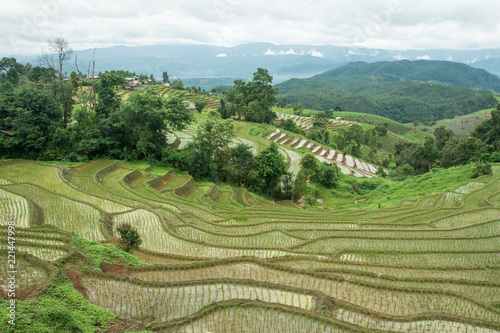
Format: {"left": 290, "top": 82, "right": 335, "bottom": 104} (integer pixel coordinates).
{"left": 9, "top": 43, "right": 500, "bottom": 86}
{"left": 275, "top": 60, "right": 499, "bottom": 124}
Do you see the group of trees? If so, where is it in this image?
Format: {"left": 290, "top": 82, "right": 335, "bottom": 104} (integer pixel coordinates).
{"left": 224, "top": 68, "right": 279, "bottom": 123}
{"left": 166, "top": 110, "right": 287, "bottom": 196}
{"left": 0, "top": 40, "right": 195, "bottom": 162}
{"left": 391, "top": 109, "right": 500, "bottom": 180}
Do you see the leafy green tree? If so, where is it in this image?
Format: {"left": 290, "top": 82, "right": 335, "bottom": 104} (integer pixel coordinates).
{"left": 116, "top": 222, "right": 142, "bottom": 252}
{"left": 293, "top": 103, "right": 304, "bottom": 115}
{"left": 434, "top": 126, "right": 455, "bottom": 151}
{"left": 29, "top": 66, "right": 56, "bottom": 83}
{"left": 224, "top": 144, "right": 257, "bottom": 186}
{"left": 281, "top": 171, "right": 293, "bottom": 199}
{"left": 412, "top": 137, "right": 438, "bottom": 171}
{"left": 256, "top": 142, "right": 287, "bottom": 192}
{"left": 472, "top": 162, "right": 492, "bottom": 178}
{"left": 301, "top": 153, "right": 319, "bottom": 173}
{"left": 440, "top": 136, "right": 484, "bottom": 168}
{"left": 278, "top": 97, "right": 288, "bottom": 108}
{"left": 313, "top": 162, "right": 339, "bottom": 188}
{"left": 292, "top": 170, "right": 307, "bottom": 201}
{"left": 162, "top": 71, "right": 170, "bottom": 84}
{"left": 172, "top": 79, "right": 184, "bottom": 89}
{"left": 95, "top": 73, "right": 125, "bottom": 118}
{"left": 118, "top": 92, "right": 193, "bottom": 159}
{"left": 226, "top": 68, "right": 278, "bottom": 123}
{"left": 279, "top": 119, "right": 298, "bottom": 133}
{"left": 0, "top": 88, "right": 62, "bottom": 158}
{"left": 195, "top": 110, "right": 236, "bottom": 166}
{"left": 5, "top": 68, "right": 20, "bottom": 86}
{"left": 195, "top": 101, "right": 207, "bottom": 113}
{"left": 0, "top": 57, "right": 18, "bottom": 72}
{"left": 70, "top": 71, "right": 79, "bottom": 90}
{"left": 225, "top": 79, "right": 246, "bottom": 119}
{"left": 217, "top": 98, "right": 230, "bottom": 119}
{"left": 472, "top": 109, "right": 500, "bottom": 146}
{"left": 68, "top": 108, "right": 100, "bottom": 158}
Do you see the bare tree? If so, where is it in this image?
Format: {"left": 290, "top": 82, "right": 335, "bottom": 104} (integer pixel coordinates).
{"left": 42, "top": 38, "right": 73, "bottom": 127}
{"left": 75, "top": 49, "right": 97, "bottom": 112}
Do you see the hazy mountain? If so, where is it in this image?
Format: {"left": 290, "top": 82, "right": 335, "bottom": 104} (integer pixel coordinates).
{"left": 10, "top": 43, "right": 500, "bottom": 87}
{"left": 276, "top": 60, "right": 499, "bottom": 123}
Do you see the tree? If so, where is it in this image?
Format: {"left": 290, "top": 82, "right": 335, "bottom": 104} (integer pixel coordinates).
{"left": 301, "top": 153, "right": 319, "bottom": 173}
{"left": 118, "top": 92, "right": 193, "bottom": 159}
{"left": 0, "top": 88, "right": 62, "bottom": 158}
{"left": 195, "top": 101, "right": 207, "bottom": 113}
{"left": 292, "top": 171, "right": 307, "bottom": 202}
{"left": 279, "top": 119, "right": 298, "bottom": 133}
{"left": 281, "top": 172, "right": 293, "bottom": 199}
{"left": 412, "top": 137, "right": 438, "bottom": 170}
{"left": 162, "top": 71, "right": 170, "bottom": 84}
{"left": 0, "top": 57, "right": 18, "bottom": 72}
{"left": 70, "top": 71, "right": 79, "bottom": 90}
{"left": 116, "top": 222, "right": 142, "bottom": 252}
{"left": 278, "top": 97, "right": 288, "bottom": 108}
{"left": 195, "top": 110, "right": 236, "bottom": 166}
{"left": 293, "top": 103, "right": 304, "bottom": 115}
{"left": 95, "top": 73, "right": 125, "bottom": 118}
{"left": 256, "top": 142, "right": 287, "bottom": 192}
{"left": 226, "top": 68, "right": 278, "bottom": 123}
{"left": 172, "top": 79, "right": 184, "bottom": 89}
{"left": 43, "top": 38, "right": 73, "bottom": 127}
{"left": 313, "top": 163, "right": 339, "bottom": 188}
{"left": 472, "top": 162, "right": 492, "bottom": 178}
{"left": 224, "top": 144, "right": 257, "bottom": 186}
{"left": 217, "top": 98, "right": 230, "bottom": 119}
{"left": 434, "top": 126, "right": 455, "bottom": 151}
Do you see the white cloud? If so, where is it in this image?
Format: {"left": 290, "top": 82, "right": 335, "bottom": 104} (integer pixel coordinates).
{"left": 416, "top": 55, "right": 431, "bottom": 60}
{"left": 1, "top": 0, "right": 500, "bottom": 55}
{"left": 216, "top": 53, "right": 227, "bottom": 57}
{"left": 308, "top": 49, "right": 324, "bottom": 58}
{"left": 393, "top": 54, "right": 409, "bottom": 60}
{"left": 264, "top": 48, "right": 299, "bottom": 55}
{"left": 264, "top": 48, "right": 324, "bottom": 57}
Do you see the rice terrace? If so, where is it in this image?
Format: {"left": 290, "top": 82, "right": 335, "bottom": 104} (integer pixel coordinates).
{"left": 2, "top": 5, "right": 500, "bottom": 331}
{"left": 1, "top": 159, "right": 499, "bottom": 332}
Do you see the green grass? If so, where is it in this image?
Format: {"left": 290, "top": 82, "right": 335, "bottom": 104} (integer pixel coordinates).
{"left": 73, "top": 235, "right": 146, "bottom": 270}
{"left": 315, "top": 164, "right": 476, "bottom": 210}
{"left": 429, "top": 106, "right": 496, "bottom": 137}
{"left": 0, "top": 274, "right": 116, "bottom": 333}
{"left": 248, "top": 123, "right": 275, "bottom": 137}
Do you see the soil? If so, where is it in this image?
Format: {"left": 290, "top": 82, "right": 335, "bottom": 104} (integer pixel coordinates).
{"left": 70, "top": 160, "right": 98, "bottom": 174}
{"left": 63, "top": 264, "right": 90, "bottom": 301}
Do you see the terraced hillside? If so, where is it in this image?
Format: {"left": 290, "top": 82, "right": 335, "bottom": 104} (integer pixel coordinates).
{"left": 267, "top": 126, "right": 383, "bottom": 178}
{"left": 1, "top": 161, "right": 500, "bottom": 332}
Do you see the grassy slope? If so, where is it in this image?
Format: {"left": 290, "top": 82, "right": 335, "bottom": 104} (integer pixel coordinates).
{"left": 315, "top": 164, "right": 475, "bottom": 210}
{"left": 428, "top": 105, "right": 497, "bottom": 137}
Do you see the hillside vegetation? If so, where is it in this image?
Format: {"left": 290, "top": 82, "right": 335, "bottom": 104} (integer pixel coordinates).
{"left": 276, "top": 60, "right": 499, "bottom": 123}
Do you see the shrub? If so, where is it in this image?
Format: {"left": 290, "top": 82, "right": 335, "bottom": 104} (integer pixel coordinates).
{"left": 471, "top": 162, "right": 492, "bottom": 178}
{"left": 116, "top": 222, "right": 142, "bottom": 252}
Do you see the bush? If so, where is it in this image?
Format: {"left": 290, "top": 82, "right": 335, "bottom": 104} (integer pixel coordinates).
{"left": 471, "top": 162, "right": 492, "bottom": 178}
{"left": 116, "top": 222, "right": 142, "bottom": 252}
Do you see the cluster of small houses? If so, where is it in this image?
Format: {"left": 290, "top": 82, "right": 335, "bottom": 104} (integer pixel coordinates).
{"left": 124, "top": 76, "right": 156, "bottom": 91}
{"left": 87, "top": 75, "right": 162, "bottom": 91}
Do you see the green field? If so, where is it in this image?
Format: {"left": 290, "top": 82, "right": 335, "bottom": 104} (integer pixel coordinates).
{"left": 1, "top": 160, "right": 500, "bottom": 332}
{"left": 428, "top": 106, "right": 497, "bottom": 137}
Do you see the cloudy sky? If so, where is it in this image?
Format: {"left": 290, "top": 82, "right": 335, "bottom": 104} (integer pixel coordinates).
{"left": 1, "top": 0, "right": 499, "bottom": 55}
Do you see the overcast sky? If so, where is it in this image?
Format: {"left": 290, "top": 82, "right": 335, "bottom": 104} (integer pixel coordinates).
{"left": 1, "top": 0, "right": 499, "bottom": 55}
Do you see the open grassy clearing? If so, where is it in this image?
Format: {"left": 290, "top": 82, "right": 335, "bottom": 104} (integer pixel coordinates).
{"left": 1, "top": 160, "right": 500, "bottom": 332}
